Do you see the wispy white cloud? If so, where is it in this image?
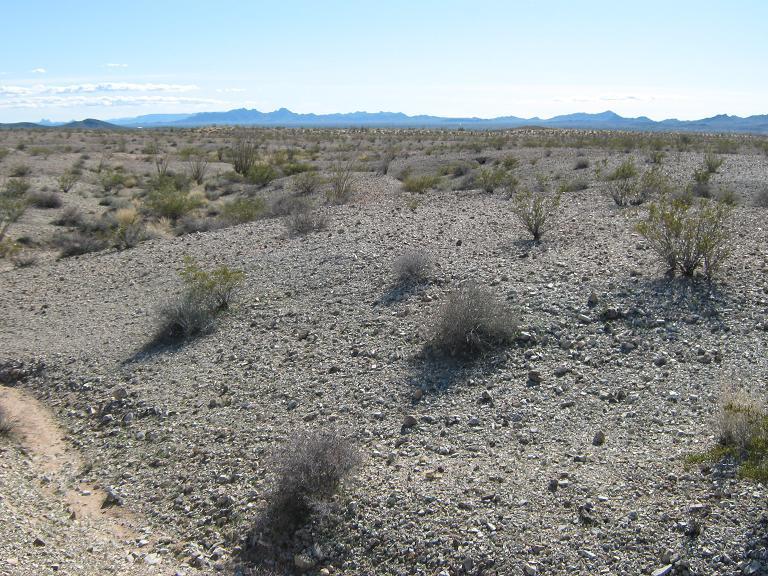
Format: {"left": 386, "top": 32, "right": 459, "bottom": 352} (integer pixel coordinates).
{"left": 104, "top": 63, "right": 128, "bottom": 68}
{"left": 0, "top": 94, "right": 225, "bottom": 110}
{"left": 0, "top": 82, "right": 199, "bottom": 96}
{"left": 215, "top": 88, "right": 246, "bottom": 93}
{"left": 31, "top": 68, "right": 46, "bottom": 74}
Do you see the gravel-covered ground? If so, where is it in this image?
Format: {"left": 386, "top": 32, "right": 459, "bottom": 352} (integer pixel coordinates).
{"left": 1, "top": 129, "right": 767, "bottom": 575}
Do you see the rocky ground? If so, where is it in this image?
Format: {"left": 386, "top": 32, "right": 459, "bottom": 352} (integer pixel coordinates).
{"left": 1, "top": 129, "right": 767, "bottom": 575}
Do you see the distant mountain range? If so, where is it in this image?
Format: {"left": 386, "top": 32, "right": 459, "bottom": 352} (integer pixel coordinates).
{"left": 2, "top": 108, "right": 767, "bottom": 133}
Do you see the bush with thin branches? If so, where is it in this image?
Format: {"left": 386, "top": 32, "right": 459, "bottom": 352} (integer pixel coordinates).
{"left": 393, "top": 250, "right": 433, "bottom": 285}
{"left": 232, "top": 138, "right": 259, "bottom": 176}
{"left": 327, "top": 160, "right": 355, "bottom": 204}
{"left": 430, "top": 284, "right": 518, "bottom": 358}
{"left": 636, "top": 194, "right": 732, "bottom": 278}
{"left": 511, "top": 187, "right": 562, "bottom": 241}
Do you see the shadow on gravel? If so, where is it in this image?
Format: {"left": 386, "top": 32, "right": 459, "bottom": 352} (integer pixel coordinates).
{"left": 406, "top": 351, "right": 509, "bottom": 397}
{"left": 375, "top": 281, "right": 427, "bottom": 306}
{"left": 122, "top": 336, "right": 186, "bottom": 365}
{"left": 616, "top": 276, "right": 735, "bottom": 328}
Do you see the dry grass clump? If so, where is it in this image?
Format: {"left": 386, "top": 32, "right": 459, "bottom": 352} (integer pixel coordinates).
{"left": 155, "top": 257, "right": 244, "bottom": 342}
{"left": 430, "top": 284, "right": 518, "bottom": 359}
{"left": 704, "top": 152, "right": 723, "bottom": 174}
{"left": 0, "top": 405, "right": 14, "bottom": 438}
{"left": 510, "top": 187, "right": 562, "bottom": 241}
{"left": 692, "top": 390, "right": 768, "bottom": 482}
{"left": 393, "top": 250, "right": 433, "bottom": 285}
{"left": 402, "top": 174, "right": 440, "bottom": 193}
{"left": 53, "top": 230, "right": 109, "bottom": 258}
{"left": 292, "top": 170, "right": 323, "bottom": 195}
{"left": 284, "top": 202, "right": 327, "bottom": 236}
{"left": 755, "top": 187, "right": 768, "bottom": 208}
{"left": 259, "top": 430, "right": 360, "bottom": 536}
{"left": 636, "top": 194, "right": 732, "bottom": 278}
{"left": 27, "top": 190, "right": 62, "bottom": 209}
{"left": 113, "top": 207, "right": 145, "bottom": 249}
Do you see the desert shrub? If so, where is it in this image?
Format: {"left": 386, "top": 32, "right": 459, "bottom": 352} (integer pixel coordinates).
{"left": 185, "top": 149, "right": 209, "bottom": 184}
{"left": 156, "top": 257, "right": 244, "bottom": 340}
{"left": 220, "top": 197, "right": 266, "bottom": 224}
{"left": 293, "top": 170, "right": 323, "bottom": 195}
{"left": 53, "top": 231, "right": 109, "bottom": 258}
{"left": 608, "top": 178, "right": 641, "bottom": 207}
{"left": 10, "top": 250, "right": 37, "bottom": 268}
{"left": 0, "top": 405, "right": 13, "bottom": 437}
{"left": 636, "top": 194, "right": 732, "bottom": 277}
{"left": 0, "top": 148, "right": 8, "bottom": 162}
{"left": 716, "top": 188, "right": 739, "bottom": 206}
{"left": 0, "top": 179, "right": 29, "bottom": 244}
{"left": 269, "top": 193, "right": 308, "bottom": 217}
{"left": 174, "top": 215, "right": 222, "bottom": 236}
{"left": 501, "top": 155, "right": 520, "bottom": 171}
{"left": 52, "top": 206, "right": 84, "bottom": 227}
{"left": 27, "top": 190, "right": 62, "bottom": 209}
{"left": 9, "top": 164, "right": 31, "bottom": 177}
{"left": 607, "top": 159, "right": 637, "bottom": 181}
{"left": 637, "top": 166, "right": 671, "bottom": 200}
{"left": 99, "top": 170, "right": 126, "bottom": 193}
{"left": 246, "top": 163, "right": 278, "bottom": 187}
{"left": 511, "top": 187, "right": 562, "bottom": 241}
{"left": 691, "top": 168, "right": 712, "bottom": 198}
{"left": 144, "top": 179, "right": 203, "bottom": 220}
{"left": 232, "top": 138, "right": 259, "bottom": 175}
{"left": 378, "top": 147, "right": 396, "bottom": 175}
{"left": 281, "top": 162, "right": 313, "bottom": 176}
{"left": 222, "top": 170, "right": 245, "bottom": 183}
{"left": 476, "top": 166, "right": 508, "bottom": 193}
{"left": 327, "top": 161, "right": 355, "bottom": 204}
{"left": 402, "top": 174, "right": 440, "bottom": 193}
{"left": 574, "top": 158, "right": 590, "bottom": 170}
{"left": 57, "top": 170, "right": 79, "bottom": 193}
{"left": 693, "top": 390, "right": 768, "bottom": 482}
{"left": 285, "top": 203, "right": 328, "bottom": 236}
{"left": 648, "top": 150, "right": 665, "bottom": 164}
{"left": 113, "top": 207, "right": 145, "bottom": 249}
{"left": 393, "top": 250, "right": 432, "bottom": 285}
{"left": 704, "top": 152, "right": 723, "bottom": 174}
{"left": 559, "top": 179, "right": 588, "bottom": 193}
{"left": 430, "top": 284, "right": 518, "bottom": 358}
{"left": 264, "top": 430, "right": 360, "bottom": 534}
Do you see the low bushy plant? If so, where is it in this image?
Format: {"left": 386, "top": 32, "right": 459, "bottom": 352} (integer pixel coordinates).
{"left": 144, "top": 179, "right": 203, "bottom": 220}
{"left": 263, "top": 430, "right": 360, "bottom": 534}
{"left": 327, "top": 160, "right": 355, "bottom": 204}
{"left": 293, "top": 170, "right": 323, "bottom": 195}
{"left": 430, "top": 284, "right": 518, "bottom": 358}
{"left": 393, "top": 250, "right": 433, "bottom": 285}
{"left": 0, "top": 179, "right": 29, "bottom": 244}
{"left": 246, "top": 163, "right": 278, "bottom": 187}
{"left": 27, "top": 190, "right": 62, "bottom": 209}
{"left": 511, "top": 187, "right": 562, "bottom": 241}
{"left": 636, "top": 194, "right": 732, "bottom": 277}
{"left": 156, "top": 257, "right": 244, "bottom": 341}
{"left": 220, "top": 197, "right": 266, "bottom": 224}
{"left": 607, "top": 159, "right": 637, "bottom": 181}
{"left": 402, "top": 174, "right": 440, "bottom": 193}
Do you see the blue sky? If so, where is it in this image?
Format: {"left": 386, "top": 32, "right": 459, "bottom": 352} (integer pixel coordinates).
{"left": 1, "top": 0, "right": 766, "bottom": 122}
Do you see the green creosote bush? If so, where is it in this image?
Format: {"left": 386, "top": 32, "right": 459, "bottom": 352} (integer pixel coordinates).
{"left": 0, "top": 178, "right": 29, "bottom": 245}
{"left": 246, "top": 163, "right": 278, "bottom": 187}
{"left": 156, "top": 256, "right": 244, "bottom": 341}
{"left": 635, "top": 193, "right": 732, "bottom": 278}
{"left": 402, "top": 174, "right": 440, "bottom": 193}
{"left": 292, "top": 170, "right": 323, "bottom": 195}
{"left": 220, "top": 197, "right": 266, "bottom": 224}
{"left": 144, "top": 178, "right": 203, "bottom": 220}
{"left": 511, "top": 187, "right": 562, "bottom": 242}
{"left": 607, "top": 159, "right": 637, "bottom": 181}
